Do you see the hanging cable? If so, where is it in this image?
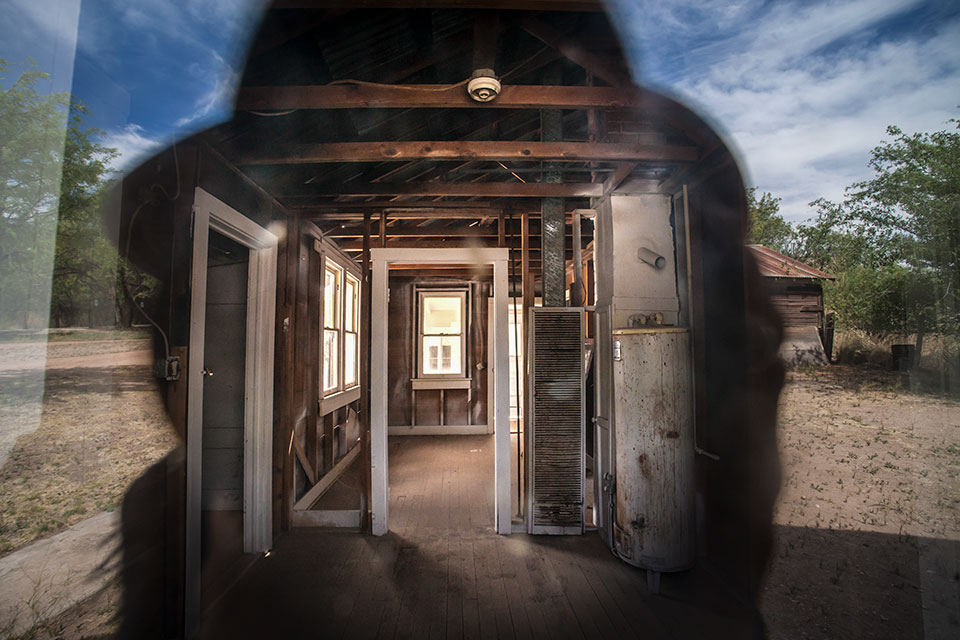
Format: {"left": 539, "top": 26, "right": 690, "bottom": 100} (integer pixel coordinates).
{"left": 121, "top": 143, "right": 180, "bottom": 363}
{"left": 249, "top": 109, "right": 299, "bottom": 117}
{"left": 328, "top": 77, "right": 470, "bottom": 92}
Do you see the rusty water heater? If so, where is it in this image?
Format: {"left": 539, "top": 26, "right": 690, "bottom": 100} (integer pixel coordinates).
{"left": 611, "top": 327, "right": 695, "bottom": 573}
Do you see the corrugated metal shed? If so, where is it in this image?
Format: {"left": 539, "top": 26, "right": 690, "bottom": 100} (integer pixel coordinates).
{"left": 747, "top": 244, "right": 835, "bottom": 280}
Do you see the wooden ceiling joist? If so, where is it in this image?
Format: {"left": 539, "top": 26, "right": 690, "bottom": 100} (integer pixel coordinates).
{"left": 293, "top": 181, "right": 600, "bottom": 197}
{"left": 235, "top": 84, "right": 671, "bottom": 111}
{"left": 234, "top": 141, "right": 698, "bottom": 165}
{"left": 325, "top": 226, "right": 584, "bottom": 238}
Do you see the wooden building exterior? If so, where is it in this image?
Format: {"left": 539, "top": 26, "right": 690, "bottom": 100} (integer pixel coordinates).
{"left": 748, "top": 244, "right": 835, "bottom": 363}
{"left": 115, "top": 2, "right": 784, "bottom": 637}
{"left": 748, "top": 243, "right": 835, "bottom": 329}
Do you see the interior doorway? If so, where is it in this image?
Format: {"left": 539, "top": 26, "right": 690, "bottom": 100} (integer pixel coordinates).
{"left": 185, "top": 188, "right": 277, "bottom": 634}
{"left": 370, "top": 248, "right": 510, "bottom": 535}
{"left": 199, "top": 230, "right": 249, "bottom": 601}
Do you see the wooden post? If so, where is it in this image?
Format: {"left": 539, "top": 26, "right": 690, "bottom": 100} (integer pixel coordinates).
{"left": 498, "top": 211, "right": 506, "bottom": 248}
{"left": 379, "top": 211, "right": 387, "bottom": 248}
{"left": 521, "top": 211, "right": 532, "bottom": 521}
{"left": 306, "top": 239, "right": 321, "bottom": 477}
{"left": 360, "top": 212, "right": 373, "bottom": 531}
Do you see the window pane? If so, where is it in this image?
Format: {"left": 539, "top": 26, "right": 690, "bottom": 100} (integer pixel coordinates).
{"left": 422, "top": 336, "right": 461, "bottom": 374}
{"left": 344, "top": 332, "right": 358, "bottom": 387}
{"left": 324, "top": 264, "right": 339, "bottom": 329}
{"left": 323, "top": 329, "right": 339, "bottom": 391}
{"left": 344, "top": 276, "right": 357, "bottom": 332}
{"left": 422, "top": 296, "right": 461, "bottom": 335}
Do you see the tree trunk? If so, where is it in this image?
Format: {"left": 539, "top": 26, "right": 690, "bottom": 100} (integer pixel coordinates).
{"left": 116, "top": 275, "right": 135, "bottom": 328}
{"left": 913, "top": 332, "right": 924, "bottom": 369}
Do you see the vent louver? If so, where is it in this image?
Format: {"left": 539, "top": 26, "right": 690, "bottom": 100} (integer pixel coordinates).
{"left": 528, "top": 308, "right": 585, "bottom": 534}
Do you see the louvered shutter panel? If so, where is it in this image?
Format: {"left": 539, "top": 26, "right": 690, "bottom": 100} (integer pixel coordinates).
{"left": 528, "top": 308, "right": 585, "bottom": 534}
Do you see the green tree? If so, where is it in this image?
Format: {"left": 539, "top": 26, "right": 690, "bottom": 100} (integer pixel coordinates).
{"left": 49, "top": 104, "right": 120, "bottom": 327}
{"left": 746, "top": 188, "right": 795, "bottom": 253}
{"left": 845, "top": 121, "right": 960, "bottom": 338}
{"left": 0, "top": 59, "right": 70, "bottom": 328}
{"left": 0, "top": 58, "right": 154, "bottom": 330}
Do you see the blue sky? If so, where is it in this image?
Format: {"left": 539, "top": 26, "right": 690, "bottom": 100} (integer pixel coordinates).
{"left": 2, "top": 0, "right": 958, "bottom": 224}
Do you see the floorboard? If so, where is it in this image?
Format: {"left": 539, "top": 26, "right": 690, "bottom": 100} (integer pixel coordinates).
{"left": 198, "top": 435, "right": 765, "bottom": 639}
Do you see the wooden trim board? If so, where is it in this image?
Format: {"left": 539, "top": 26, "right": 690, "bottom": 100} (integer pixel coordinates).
{"left": 293, "top": 443, "right": 361, "bottom": 511}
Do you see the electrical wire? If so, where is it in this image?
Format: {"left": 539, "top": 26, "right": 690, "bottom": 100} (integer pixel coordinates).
{"left": 249, "top": 109, "right": 299, "bottom": 117}
{"left": 122, "top": 143, "right": 180, "bottom": 363}
{"left": 328, "top": 77, "right": 471, "bottom": 92}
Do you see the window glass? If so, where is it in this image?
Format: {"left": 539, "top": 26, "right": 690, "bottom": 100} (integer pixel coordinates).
{"left": 422, "top": 296, "right": 461, "bottom": 335}
{"left": 323, "top": 329, "right": 339, "bottom": 391}
{"left": 344, "top": 275, "right": 358, "bottom": 332}
{"left": 422, "top": 336, "right": 461, "bottom": 374}
{"left": 344, "top": 332, "right": 358, "bottom": 387}
{"left": 324, "top": 262, "right": 340, "bottom": 329}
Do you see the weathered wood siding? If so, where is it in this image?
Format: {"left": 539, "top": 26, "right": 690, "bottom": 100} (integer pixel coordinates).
{"left": 766, "top": 279, "right": 825, "bottom": 328}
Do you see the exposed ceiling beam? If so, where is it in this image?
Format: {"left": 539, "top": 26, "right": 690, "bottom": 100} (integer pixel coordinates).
{"left": 337, "top": 237, "right": 562, "bottom": 251}
{"left": 233, "top": 141, "right": 698, "bottom": 165}
{"left": 326, "top": 225, "right": 588, "bottom": 238}
{"left": 294, "top": 181, "right": 602, "bottom": 198}
{"left": 235, "top": 84, "right": 678, "bottom": 111}
{"left": 603, "top": 161, "right": 639, "bottom": 196}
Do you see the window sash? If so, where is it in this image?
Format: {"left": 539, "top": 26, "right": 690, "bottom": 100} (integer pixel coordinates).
{"left": 417, "top": 290, "right": 467, "bottom": 378}
{"left": 322, "top": 255, "right": 360, "bottom": 397}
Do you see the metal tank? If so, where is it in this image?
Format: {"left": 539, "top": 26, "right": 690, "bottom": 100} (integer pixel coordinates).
{"left": 611, "top": 327, "right": 695, "bottom": 574}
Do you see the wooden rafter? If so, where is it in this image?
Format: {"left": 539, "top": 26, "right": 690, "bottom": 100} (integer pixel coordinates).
{"left": 293, "top": 181, "right": 602, "bottom": 198}
{"left": 234, "top": 141, "right": 698, "bottom": 165}
{"left": 516, "top": 17, "right": 630, "bottom": 87}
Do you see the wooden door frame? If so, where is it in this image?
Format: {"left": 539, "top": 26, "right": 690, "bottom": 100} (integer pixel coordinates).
{"left": 370, "top": 248, "right": 510, "bottom": 535}
{"left": 185, "top": 188, "right": 278, "bottom": 634}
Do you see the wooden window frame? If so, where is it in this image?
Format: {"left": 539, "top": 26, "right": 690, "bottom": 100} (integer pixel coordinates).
{"left": 416, "top": 288, "right": 469, "bottom": 380}
{"left": 322, "top": 259, "right": 343, "bottom": 394}
{"left": 319, "top": 248, "right": 362, "bottom": 414}
{"left": 343, "top": 272, "right": 360, "bottom": 388}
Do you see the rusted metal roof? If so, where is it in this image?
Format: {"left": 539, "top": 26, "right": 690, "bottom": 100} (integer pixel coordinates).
{"left": 747, "top": 244, "right": 835, "bottom": 280}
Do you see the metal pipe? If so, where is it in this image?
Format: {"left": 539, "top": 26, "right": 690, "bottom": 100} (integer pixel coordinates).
{"left": 679, "top": 186, "right": 720, "bottom": 461}
{"left": 638, "top": 246, "right": 665, "bottom": 269}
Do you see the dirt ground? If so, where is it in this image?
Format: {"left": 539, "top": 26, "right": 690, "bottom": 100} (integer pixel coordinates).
{"left": 760, "top": 365, "right": 960, "bottom": 639}
{"left": 0, "top": 340, "right": 176, "bottom": 558}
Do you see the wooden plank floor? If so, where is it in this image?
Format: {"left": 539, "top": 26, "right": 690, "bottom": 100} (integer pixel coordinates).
{"left": 198, "top": 435, "right": 762, "bottom": 639}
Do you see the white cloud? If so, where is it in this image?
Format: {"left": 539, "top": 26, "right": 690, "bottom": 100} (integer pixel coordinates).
{"left": 102, "top": 123, "right": 165, "bottom": 174}
{"left": 174, "top": 52, "right": 241, "bottom": 129}
{"left": 612, "top": 0, "right": 960, "bottom": 224}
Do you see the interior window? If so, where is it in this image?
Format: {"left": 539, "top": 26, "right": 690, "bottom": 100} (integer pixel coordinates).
{"left": 343, "top": 274, "right": 360, "bottom": 387}
{"left": 419, "top": 291, "right": 466, "bottom": 377}
{"left": 323, "top": 260, "right": 342, "bottom": 392}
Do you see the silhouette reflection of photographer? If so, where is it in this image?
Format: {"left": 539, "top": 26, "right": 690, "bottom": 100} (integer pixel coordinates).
{"left": 106, "top": 5, "right": 787, "bottom": 639}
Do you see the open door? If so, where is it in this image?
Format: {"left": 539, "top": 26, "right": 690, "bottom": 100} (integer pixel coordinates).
{"left": 184, "top": 188, "right": 277, "bottom": 635}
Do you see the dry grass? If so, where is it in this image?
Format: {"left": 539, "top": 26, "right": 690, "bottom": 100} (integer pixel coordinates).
{"left": 0, "top": 363, "right": 176, "bottom": 557}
